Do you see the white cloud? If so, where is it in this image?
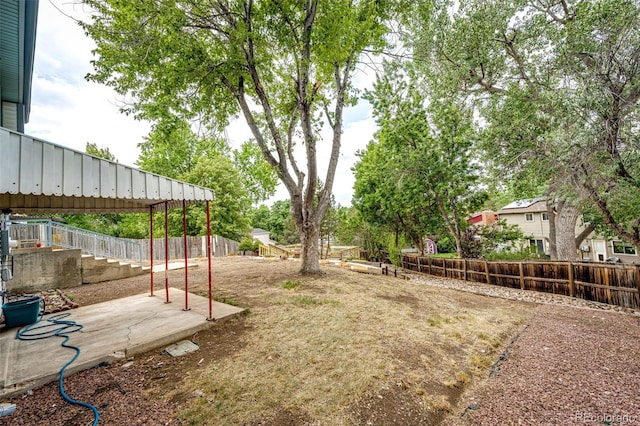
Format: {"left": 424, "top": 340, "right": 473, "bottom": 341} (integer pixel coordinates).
{"left": 25, "top": 0, "right": 150, "bottom": 167}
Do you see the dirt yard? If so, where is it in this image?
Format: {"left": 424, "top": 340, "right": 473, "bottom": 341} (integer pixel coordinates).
{"left": 1, "top": 256, "right": 638, "bottom": 425}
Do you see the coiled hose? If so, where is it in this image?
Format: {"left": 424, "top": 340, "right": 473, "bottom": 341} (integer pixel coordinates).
{"left": 16, "top": 306, "right": 100, "bottom": 425}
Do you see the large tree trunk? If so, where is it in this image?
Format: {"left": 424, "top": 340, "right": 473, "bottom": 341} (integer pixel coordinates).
{"left": 551, "top": 200, "right": 581, "bottom": 261}
{"left": 299, "top": 221, "right": 322, "bottom": 274}
{"left": 435, "top": 194, "right": 463, "bottom": 257}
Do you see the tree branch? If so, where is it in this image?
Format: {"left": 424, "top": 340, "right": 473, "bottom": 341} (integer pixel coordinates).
{"left": 300, "top": 0, "right": 319, "bottom": 220}
{"left": 574, "top": 223, "right": 595, "bottom": 249}
{"left": 581, "top": 164, "right": 640, "bottom": 248}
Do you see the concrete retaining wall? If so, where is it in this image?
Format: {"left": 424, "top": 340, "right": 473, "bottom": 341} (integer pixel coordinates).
{"left": 7, "top": 248, "right": 148, "bottom": 291}
{"left": 8, "top": 247, "right": 82, "bottom": 292}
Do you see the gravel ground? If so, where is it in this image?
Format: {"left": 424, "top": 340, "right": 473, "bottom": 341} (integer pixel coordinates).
{"left": 408, "top": 273, "right": 639, "bottom": 315}
{"left": 447, "top": 304, "right": 640, "bottom": 426}
{"left": 408, "top": 273, "right": 640, "bottom": 426}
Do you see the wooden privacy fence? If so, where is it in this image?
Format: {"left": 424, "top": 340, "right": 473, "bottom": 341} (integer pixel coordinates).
{"left": 135, "top": 235, "right": 239, "bottom": 262}
{"left": 259, "top": 244, "right": 361, "bottom": 260}
{"left": 399, "top": 254, "right": 640, "bottom": 309}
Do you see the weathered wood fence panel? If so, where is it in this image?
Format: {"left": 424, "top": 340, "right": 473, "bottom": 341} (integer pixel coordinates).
{"left": 134, "top": 235, "right": 239, "bottom": 262}
{"left": 399, "top": 254, "right": 640, "bottom": 309}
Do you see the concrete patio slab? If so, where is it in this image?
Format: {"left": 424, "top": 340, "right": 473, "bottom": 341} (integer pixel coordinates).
{"left": 145, "top": 261, "right": 198, "bottom": 273}
{"left": 0, "top": 288, "right": 244, "bottom": 398}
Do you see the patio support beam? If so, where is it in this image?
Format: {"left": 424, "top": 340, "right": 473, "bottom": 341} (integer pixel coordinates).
{"left": 150, "top": 205, "right": 154, "bottom": 297}
{"left": 182, "top": 200, "right": 189, "bottom": 311}
{"left": 164, "top": 201, "right": 170, "bottom": 303}
{"left": 206, "top": 200, "right": 213, "bottom": 321}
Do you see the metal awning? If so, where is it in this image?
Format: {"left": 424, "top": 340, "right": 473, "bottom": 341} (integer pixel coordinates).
{"left": 0, "top": 128, "right": 215, "bottom": 213}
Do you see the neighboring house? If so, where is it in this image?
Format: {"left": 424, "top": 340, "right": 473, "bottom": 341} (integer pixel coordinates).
{"left": 251, "top": 228, "right": 277, "bottom": 246}
{"left": 497, "top": 198, "right": 551, "bottom": 255}
{"left": 0, "top": 0, "right": 39, "bottom": 132}
{"left": 497, "top": 199, "right": 640, "bottom": 263}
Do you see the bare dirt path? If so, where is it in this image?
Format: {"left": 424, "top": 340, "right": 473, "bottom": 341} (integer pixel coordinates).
{"left": 1, "top": 257, "right": 638, "bottom": 425}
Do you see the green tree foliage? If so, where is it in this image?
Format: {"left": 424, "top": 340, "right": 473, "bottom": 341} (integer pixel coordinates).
{"left": 250, "top": 205, "right": 272, "bottom": 232}
{"left": 355, "top": 65, "right": 485, "bottom": 257}
{"left": 137, "top": 120, "right": 228, "bottom": 179}
{"left": 85, "top": 142, "right": 116, "bottom": 161}
{"left": 233, "top": 142, "right": 278, "bottom": 205}
{"left": 461, "top": 219, "right": 528, "bottom": 259}
{"left": 336, "top": 207, "right": 390, "bottom": 262}
{"left": 184, "top": 156, "right": 251, "bottom": 241}
{"left": 250, "top": 200, "right": 299, "bottom": 245}
{"left": 238, "top": 237, "right": 260, "bottom": 254}
{"left": 319, "top": 196, "right": 340, "bottom": 259}
{"left": 332, "top": 206, "right": 359, "bottom": 247}
{"left": 82, "top": 0, "right": 394, "bottom": 274}
{"left": 412, "top": 0, "right": 640, "bottom": 255}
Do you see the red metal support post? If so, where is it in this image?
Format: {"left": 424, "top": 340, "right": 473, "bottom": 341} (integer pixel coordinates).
{"left": 149, "top": 206, "right": 154, "bottom": 297}
{"left": 164, "top": 201, "right": 170, "bottom": 303}
{"left": 183, "top": 200, "right": 189, "bottom": 311}
{"left": 206, "top": 200, "right": 213, "bottom": 321}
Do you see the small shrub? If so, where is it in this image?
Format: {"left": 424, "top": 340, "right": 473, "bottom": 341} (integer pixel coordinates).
{"left": 290, "top": 295, "right": 338, "bottom": 307}
{"left": 238, "top": 238, "right": 261, "bottom": 254}
{"left": 291, "top": 295, "right": 322, "bottom": 306}
{"left": 455, "top": 371, "right": 472, "bottom": 384}
{"left": 281, "top": 280, "right": 301, "bottom": 290}
{"left": 214, "top": 295, "right": 238, "bottom": 306}
{"left": 469, "top": 353, "right": 493, "bottom": 370}
{"left": 427, "top": 395, "right": 453, "bottom": 413}
{"left": 427, "top": 314, "right": 450, "bottom": 327}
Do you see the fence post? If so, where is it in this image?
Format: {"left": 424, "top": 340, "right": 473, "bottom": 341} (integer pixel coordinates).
{"left": 484, "top": 261, "right": 490, "bottom": 284}
{"left": 428, "top": 256, "right": 432, "bottom": 275}
{"left": 463, "top": 259, "right": 468, "bottom": 281}
{"left": 47, "top": 221, "right": 53, "bottom": 247}
{"left": 519, "top": 262, "right": 525, "bottom": 290}
{"left": 567, "top": 262, "right": 574, "bottom": 298}
{"left": 604, "top": 266, "right": 612, "bottom": 304}
{"left": 443, "top": 259, "right": 447, "bottom": 278}
{"left": 636, "top": 266, "right": 640, "bottom": 309}
{"left": 635, "top": 266, "right": 640, "bottom": 308}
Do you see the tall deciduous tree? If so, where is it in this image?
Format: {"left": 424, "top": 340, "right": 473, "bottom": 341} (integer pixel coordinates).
{"left": 82, "top": 0, "right": 392, "bottom": 274}
{"left": 411, "top": 0, "right": 640, "bottom": 258}
{"left": 355, "top": 65, "right": 484, "bottom": 257}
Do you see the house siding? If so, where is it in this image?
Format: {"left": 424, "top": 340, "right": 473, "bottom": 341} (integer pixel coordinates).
{"left": 498, "top": 200, "right": 639, "bottom": 264}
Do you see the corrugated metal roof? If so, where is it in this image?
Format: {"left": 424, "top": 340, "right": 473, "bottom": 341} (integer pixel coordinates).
{"left": 0, "top": 128, "right": 215, "bottom": 213}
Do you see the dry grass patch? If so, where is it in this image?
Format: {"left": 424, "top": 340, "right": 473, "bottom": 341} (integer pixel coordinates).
{"left": 175, "top": 261, "right": 535, "bottom": 425}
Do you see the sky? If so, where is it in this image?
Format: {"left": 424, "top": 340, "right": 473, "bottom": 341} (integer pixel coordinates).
{"left": 25, "top": 0, "right": 379, "bottom": 207}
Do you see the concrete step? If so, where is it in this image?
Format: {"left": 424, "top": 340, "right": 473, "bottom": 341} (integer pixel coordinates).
{"left": 81, "top": 255, "right": 147, "bottom": 284}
